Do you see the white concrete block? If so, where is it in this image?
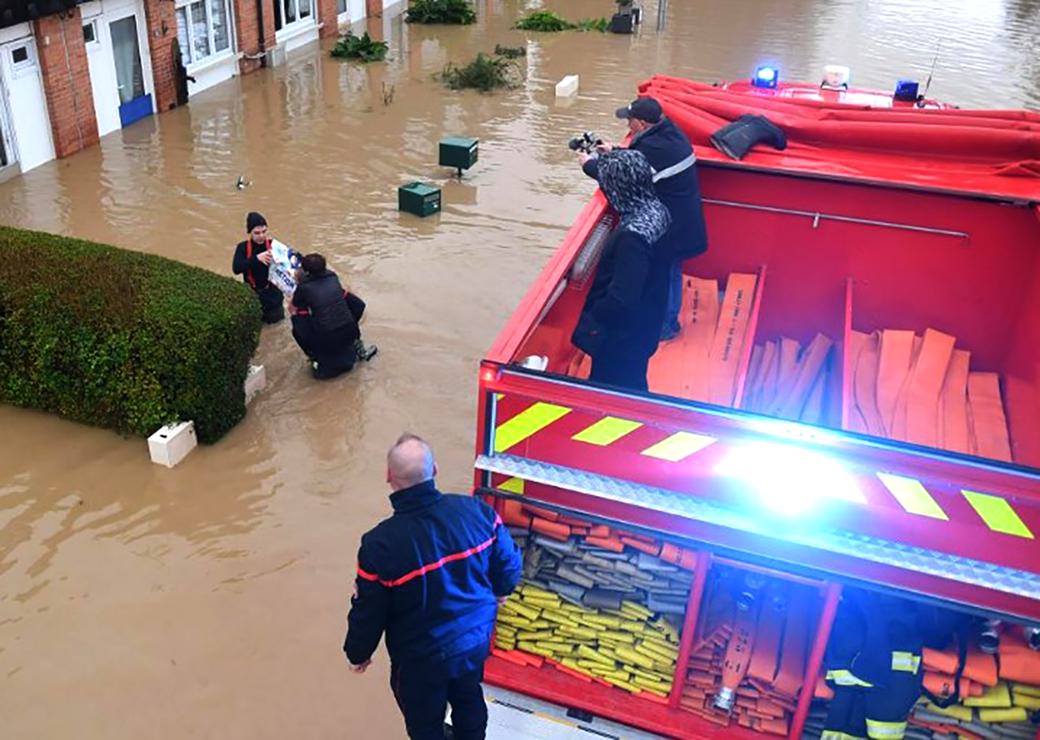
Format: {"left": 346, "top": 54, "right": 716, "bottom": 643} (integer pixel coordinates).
{"left": 555, "top": 74, "right": 579, "bottom": 97}
{"left": 148, "top": 421, "right": 197, "bottom": 468}
{"left": 244, "top": 364, "right": 267, "bottom": 405}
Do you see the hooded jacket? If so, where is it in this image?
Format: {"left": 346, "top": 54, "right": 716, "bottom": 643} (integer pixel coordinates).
{"left": 572, "top": 149, "right": 672, "bottom": 358}
{"left": 583, "top": 116, "right": 708, "bottom": 259}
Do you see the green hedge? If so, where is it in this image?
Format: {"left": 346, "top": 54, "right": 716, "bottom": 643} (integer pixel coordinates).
{"left": 0, "top": 226, "right": 262, "bottom": 444}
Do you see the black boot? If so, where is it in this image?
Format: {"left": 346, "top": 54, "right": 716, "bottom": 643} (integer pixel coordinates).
{"left": 354, "top": 338, "right": 378, "bottom": 361}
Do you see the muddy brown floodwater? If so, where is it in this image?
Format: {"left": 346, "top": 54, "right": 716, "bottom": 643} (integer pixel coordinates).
{"left": 1, "top": 0, "right": 1038, "bottom": 737}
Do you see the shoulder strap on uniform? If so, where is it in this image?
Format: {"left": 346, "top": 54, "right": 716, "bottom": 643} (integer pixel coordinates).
{"left": 245, "top": 240, "right": 256, "bottom": 288}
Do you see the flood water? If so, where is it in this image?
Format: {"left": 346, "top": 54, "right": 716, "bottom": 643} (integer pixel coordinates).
{"left": 1, "top": 0, "right": 1038, "bottom": 737}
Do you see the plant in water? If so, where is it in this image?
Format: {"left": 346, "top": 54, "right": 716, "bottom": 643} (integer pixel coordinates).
{"left": 441, "top": 53, "right": 519, "bottom": 92}
{"left": 575, "top": 17, "right": 609, "bottom": 32}
{"left": 494, "top": 44, "right": 526, "bottom": 59}
{"left": 513, "top": 10, "right": 574, "bottom": 31}
{"left": 330, "top": 32, "right": 389, "bottom": 62}
{"left": 405, "top": 0, "right": 476, "bottom": 24}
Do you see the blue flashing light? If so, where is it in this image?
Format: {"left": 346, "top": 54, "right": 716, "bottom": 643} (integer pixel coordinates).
{"left": 894, "top": 79, "right": 920, "bottom": 102}
{"left": 752, "top": 65, "right": 779, "bottom": 89}
{"left": 714, "top": 442, "right": 865, "bottom": 517}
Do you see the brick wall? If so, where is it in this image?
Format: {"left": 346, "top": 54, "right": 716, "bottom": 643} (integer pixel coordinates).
{"left": 366, "top": 0, "right": 382, "bottom": 18}
{"left": 34, "top": 9, "right": 100, "bottom": 159}
{"left": 316, "top": 0, "right": 339, "bottom": 38}
{"left": 234, "top": 0, "right": 276, "bottom": 75}
{"left": 141, "top": 0, "right": 177, "bottom": 112}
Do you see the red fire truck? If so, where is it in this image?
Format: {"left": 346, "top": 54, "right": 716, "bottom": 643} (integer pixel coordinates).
{"left": 472, "top": 75, "right": 1040, "bottom": 739}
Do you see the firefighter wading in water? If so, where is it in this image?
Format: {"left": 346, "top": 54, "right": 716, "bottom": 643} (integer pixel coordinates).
{"left": 232, "top": 211, "right": 284, "bottom": 324}
{"left": 343, "top": 434, "right": 523, "bottom": 739}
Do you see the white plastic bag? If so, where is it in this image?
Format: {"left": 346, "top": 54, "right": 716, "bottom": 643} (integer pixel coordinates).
{"left": 268, "top": 238, "right": 300, "bottom": 296}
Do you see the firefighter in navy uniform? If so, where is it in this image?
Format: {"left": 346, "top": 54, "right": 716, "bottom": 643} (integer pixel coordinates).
{"left": 343, "top": 434, "right": 523, "bottom": 740}
{"left": 231, "top": 211, "right": 285, "bottom": 324}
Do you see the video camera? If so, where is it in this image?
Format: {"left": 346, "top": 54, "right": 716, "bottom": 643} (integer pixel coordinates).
{"left": 568, "top": 131, "right": 603, "bottom": 155}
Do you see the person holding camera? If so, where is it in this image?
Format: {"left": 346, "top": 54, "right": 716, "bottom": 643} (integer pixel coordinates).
{"left": 571, "top": 149, "right": 671, "bottom": 391}
{"left": 289, "top": 253, "right": 377, "bottom": 379}
{"left": 577, "top": 96, "right": 708, "bottom": 341}
{"left": 232, "top": 211, "right": 286, "bottom": 324}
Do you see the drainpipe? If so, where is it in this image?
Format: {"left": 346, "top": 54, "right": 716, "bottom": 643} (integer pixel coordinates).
{"left": 255, "top": 0, "right": 267, "bottom": 67}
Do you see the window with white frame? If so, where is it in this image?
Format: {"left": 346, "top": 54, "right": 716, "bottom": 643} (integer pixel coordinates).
{"left": 175, "top": 0, "right": 232, "bottom": 66}
{"left": 274, "top": 0, "right": 315, "bottom": 31}
{"left": 10, "top": 43, "right": 35, "bottom": 73}
{"left": 82, "top": 20, "right": 99, "bottom": 47}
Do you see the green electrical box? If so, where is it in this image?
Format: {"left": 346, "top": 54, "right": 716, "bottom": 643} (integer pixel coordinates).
{"left": 398, "top": 182, "right": 441, "bottom": 217}
{"left": 439, "top": 136, "right": 479, "bottom": 175}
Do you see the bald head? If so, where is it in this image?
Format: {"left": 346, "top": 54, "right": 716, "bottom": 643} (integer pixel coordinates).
{"left": 387, "top": 433, "right": 437, "bottom": 491}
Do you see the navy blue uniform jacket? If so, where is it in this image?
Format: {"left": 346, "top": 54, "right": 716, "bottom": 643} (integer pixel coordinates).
{"left": 343, "top": 481, "right": 523, "bottom": 676}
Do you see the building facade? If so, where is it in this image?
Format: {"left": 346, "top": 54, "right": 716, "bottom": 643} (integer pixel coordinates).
{"left": 0, "top": 0, "right": 389, "bottom": 179}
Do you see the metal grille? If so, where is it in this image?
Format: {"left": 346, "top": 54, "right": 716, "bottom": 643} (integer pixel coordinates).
{"left": 568, "top": 214, "right": 616, "bottom": 287}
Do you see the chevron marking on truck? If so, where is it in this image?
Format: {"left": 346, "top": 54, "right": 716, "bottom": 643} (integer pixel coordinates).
{"left": 571, "top": 417, "right": 643, "bottom": 446}
{"left": 639, "top": 431, "right": 718, "bottom": 462}
{"left": 876, "top": 473, "right": 949, "bottom": 520}
{"left": 494, "top": 402, "right": 572, "bottom": 453}
{"left": 962, "top": 490, "right": 1035, "bottom": 539}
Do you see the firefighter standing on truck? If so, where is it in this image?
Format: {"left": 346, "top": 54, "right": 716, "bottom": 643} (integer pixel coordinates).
{"left": 232, "top": 211, "right": 285, "bottom": 324}
{"left": 343, "top": 434, "right": 523, "bottom": 740}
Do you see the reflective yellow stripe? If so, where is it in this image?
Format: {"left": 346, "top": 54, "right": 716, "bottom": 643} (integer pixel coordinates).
{"left": 962, "top": 490, "right": 1034, "bottom": 539}
{"left": 891, "top": 651, "right": 921, "bottom": 674}
{"left": 494, "top": 402, "right": 572, "bottom": 453}
{"left": 640, "top": 431, "right": 716, "bottom": 462}
{"left": 499, "top": 477, "right": 525, "bottom": 495}
{"left": 572, "top": 417, "right": 643, "bottom": 446}
{"left": 865, "top": 719, "right": 906, "bottom": 739}
{"left": 876, "top": 473, "right": 948, "bottom": 520}
{"left": 826, "top": 669, "right": 873, "bottom": 687}
{"left": 822, "top": 733, "right": 867, "bottom": 740}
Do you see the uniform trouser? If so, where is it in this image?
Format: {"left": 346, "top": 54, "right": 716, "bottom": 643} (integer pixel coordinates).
{"left": 390, "top": 662, "right": 487, "bottom": 740}
{"left": 256, "top": 284, "right": 285, "bottom": 324}
{"left": 822, "top": 687, "right": 868, "bottom": 739}
{"left": 291, "top": 316, "right": 358, "bottom": 378}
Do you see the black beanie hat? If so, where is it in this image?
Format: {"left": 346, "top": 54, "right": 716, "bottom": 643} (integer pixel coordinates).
{"left": 246, "top": 211, "right": 267, "bottom": 232}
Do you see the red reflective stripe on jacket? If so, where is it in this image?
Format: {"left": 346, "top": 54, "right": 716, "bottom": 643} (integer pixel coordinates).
{"left": 357, "top": 567, "right": 379, "bottom": 582}
{"left": 362, "top": 532, "right": 499, "bottom": 589}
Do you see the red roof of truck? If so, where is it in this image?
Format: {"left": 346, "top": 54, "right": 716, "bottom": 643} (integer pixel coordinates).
{"left": 639, "top": 75, "right": 1040, "bottom": 203}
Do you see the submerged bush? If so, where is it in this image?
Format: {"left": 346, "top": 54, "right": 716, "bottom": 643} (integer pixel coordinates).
{"left": 575, "top": 17, "right": 609, "bottom": 32}
{"left": 0, "top": 226, "right": 261, "bottom": 443}
{"left": 494, "top": 44, "right": 526, "bottom": 59}
{"left": 514, "top": 10, "right": 573, "bottom": 31}
{"left": 406, "top": 0, "right": 476, "bottom": 24}
{"left": 330, "top": 32, "right": 389, "bottom": 62}
{"left": 513, "top": 10, "right": 608, "bottom": 32}
{"left": 441, "top": 52, "right": 520, "bottom": 92}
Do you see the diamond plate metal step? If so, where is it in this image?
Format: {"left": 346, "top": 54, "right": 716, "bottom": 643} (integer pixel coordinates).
{"left": 475, "top": 454, "right": 1040, "bottom": 602}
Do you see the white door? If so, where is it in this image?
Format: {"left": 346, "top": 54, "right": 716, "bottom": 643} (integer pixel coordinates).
{"left": 0, "top": 36, "right": 54, "bottom": 172}
{"left": 82, "top": 13, "right": 122, "bottom": 137}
